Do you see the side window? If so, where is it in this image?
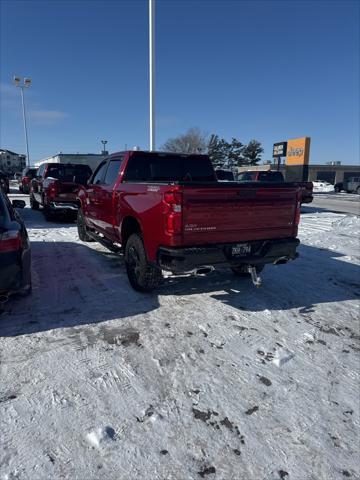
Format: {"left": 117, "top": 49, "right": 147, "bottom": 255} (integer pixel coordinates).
{"left": 103, "top": 158, "right": 123, "bottom": 186}
{"left": 37, "top": 165, "right": 45, "bottom": 178}
{"left": 91, "top": 162, "right": 107, "bottom": 185}
{"left": 123, "top": 157, "right": 149, "bottom": 182}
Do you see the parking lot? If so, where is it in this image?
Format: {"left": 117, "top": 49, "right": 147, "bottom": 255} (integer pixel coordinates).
{"left": 1, "top": 191, "right": 359, "bottom": 480}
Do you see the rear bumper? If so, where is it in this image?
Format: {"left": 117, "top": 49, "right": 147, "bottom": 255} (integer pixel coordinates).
{"left": 48, "top": 201, "right": 78, "bottom": 212}
{"left": 158, "top": 237, "right": 300, "bottom": 273}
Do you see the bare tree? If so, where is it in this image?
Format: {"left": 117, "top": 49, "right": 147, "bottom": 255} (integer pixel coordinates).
{"left": 161, "top": 127, "right": 208, "bottom": 154}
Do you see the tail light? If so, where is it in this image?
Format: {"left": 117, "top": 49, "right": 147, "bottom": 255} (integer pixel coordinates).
{"left": 0, "top": 230, "right": 22, "bottom": 252}
{"left": 23, "top": 176, "right": 30, "bottom": 184}
{"left": 48, "top": 180, "right": 59, "bottom": 199}
{"left": 163, "top": 189, "right": 182, "bottom": 235}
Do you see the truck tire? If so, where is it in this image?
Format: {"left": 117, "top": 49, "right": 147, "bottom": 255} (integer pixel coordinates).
{"left": 125, "top": 233, "right": 162, "bottom": 292}
{"left": 77, "top": 208, "right": 94, "bottom": 242}
{"left": 231, "top": 264, "right": 264, "bottom": 276}
{"left": 30, "top": 194, "right": 39, "bottom": 210}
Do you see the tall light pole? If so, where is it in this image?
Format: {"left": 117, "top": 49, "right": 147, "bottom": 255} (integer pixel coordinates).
{"left": 149, "top": 0, "right": 155, "bottom": 151}
{"left": 13, "top": 76, "right": 31, "bottom": 166}
{"left": 101, "top": 140, "right": 108, "bottom": 154}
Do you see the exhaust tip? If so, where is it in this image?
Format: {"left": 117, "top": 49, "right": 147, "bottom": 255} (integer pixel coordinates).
{"left": 194, "top": 266, "right": 215, "bottom": 276}
{"left": 273, "top": 257, "right": 289, "bottom": 265}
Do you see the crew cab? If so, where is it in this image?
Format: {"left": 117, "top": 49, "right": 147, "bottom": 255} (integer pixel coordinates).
{"left": 77, "top": 151, "right": 302, "bottom": 292}
{"left": 238, "top": 169, "right": 313, "bottom": 204}
{"left": 30, "top": 163, "right": 92, "bottom": 220}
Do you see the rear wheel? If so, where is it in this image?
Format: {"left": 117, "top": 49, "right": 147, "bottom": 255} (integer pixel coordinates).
{"left": 77, "top": 208, "right": 94, "bottom": 242}
{"left": 30, "top": 194, "right": 39, "bottom": 210}
{"left": 125, "top": 233, "right": 162, "bottom": 292}
{"left": 231, "top": 264, "right": 264, "bottom": 277}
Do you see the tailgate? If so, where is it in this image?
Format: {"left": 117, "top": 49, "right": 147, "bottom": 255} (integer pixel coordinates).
{"left": 56, "top": 182, "right": 80, "bottom": 201}
{"left": 181, "top": 183, "right": 299, "bottom": 244}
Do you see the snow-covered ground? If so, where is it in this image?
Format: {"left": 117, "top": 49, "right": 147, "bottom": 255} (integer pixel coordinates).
{"left": 1, "top": 199, "right": 359, "bottom": 480}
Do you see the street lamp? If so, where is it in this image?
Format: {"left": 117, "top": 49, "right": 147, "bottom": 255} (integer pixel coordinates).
{"left": 149, "top": 0, "right": 155, "bottom": 151}
{"left": 13, "top": 76, "right": 31, "bottom": 166}
{"left": 101, "top": 140, "right": 108, "bottom": 155}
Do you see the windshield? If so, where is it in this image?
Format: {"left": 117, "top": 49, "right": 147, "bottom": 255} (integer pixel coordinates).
{"left": 46, "top": 165, "right": 92, "bottom": 181}
{"left": 124, "top": 154, "right": 216, "bottom": 182}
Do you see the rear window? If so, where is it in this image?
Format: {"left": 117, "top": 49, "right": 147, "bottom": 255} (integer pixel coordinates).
{"left": 216, "top": 170, "right": 235, "bottom": 181}
{"left": 123, "top": 154, "right": 216, "bottom": 182}
{"left": 238, "top": 172, "right": 255, "bottom": 182}
{"left": 258, "top": 171, "right": 284, "bottom": 182}
{"left": 46, "top": 165, "right": 92, "bottom": 181}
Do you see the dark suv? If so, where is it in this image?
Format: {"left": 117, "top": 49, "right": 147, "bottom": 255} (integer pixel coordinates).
{"left": 0, "top": 170, "right": 10, "bottom": 194}
{"left": 0, "top": 192, "right": 31, "bottom": 299}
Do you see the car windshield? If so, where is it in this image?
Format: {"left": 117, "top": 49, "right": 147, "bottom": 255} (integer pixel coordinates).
{"left": 124, "top": 154, "right": 217, "bottom": 182}
{"left": 47, "top": 165, "right": 92, "bottom": 181}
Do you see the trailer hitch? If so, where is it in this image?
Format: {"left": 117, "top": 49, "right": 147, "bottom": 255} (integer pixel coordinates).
{"left": 248, "top": 266, "right": 262, "bottom": 288}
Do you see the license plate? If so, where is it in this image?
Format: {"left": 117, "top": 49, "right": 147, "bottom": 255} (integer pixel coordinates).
{"left": 232, "top": 243, "right": 251, "bottom": 256}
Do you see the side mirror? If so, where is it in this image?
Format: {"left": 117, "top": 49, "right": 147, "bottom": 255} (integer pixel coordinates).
{"left": 12, "top": 199, "right": 26, "bottom": 209}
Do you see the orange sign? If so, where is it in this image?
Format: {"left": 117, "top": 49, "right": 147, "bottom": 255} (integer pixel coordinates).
{"left": 286, "top": 137, "right": 311, "bottom": 165}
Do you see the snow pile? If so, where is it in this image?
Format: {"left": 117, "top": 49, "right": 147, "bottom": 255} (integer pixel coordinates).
{"left": 332, "top": 215, "right": 360, "bottom": 236}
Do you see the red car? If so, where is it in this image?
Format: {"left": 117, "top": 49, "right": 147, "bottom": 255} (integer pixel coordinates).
{"left": 19, "top": 167, "right": 37, "bottom": 194}
{"left": 77, "top": 151, "right": 302, "bottom": 292}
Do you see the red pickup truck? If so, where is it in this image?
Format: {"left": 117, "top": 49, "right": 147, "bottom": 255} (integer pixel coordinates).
{"left": 77, "top": 151, "right": 302, "bottom": 292}
{"left": 237, "top": 169, "right": 313, "bottom": 204}
{"left": 30, "top": 163, "right": 92, "bottom": 220}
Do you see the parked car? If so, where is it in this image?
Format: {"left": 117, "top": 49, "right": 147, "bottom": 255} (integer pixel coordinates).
{"left": 237, "top": 169, "right": 313, "bottom": 204}
{"left": 19, "top": 167, "right": 37, "bottom": 193}
{"left": 312, "top": 181, "right": 335, "bottom": 193}
{"left": 215, "top": 168, "right": 236, "bottom": 181}
{"left": 0, "top": 192, "right": 31, "bottom": 300}
{"left": 341, "top": 177, "right": 360, "bottom": 194}
{"left": 0, "top": 170, "right": 10, "bottom": 194}
{"left": 77, "top": 151, "right": 302, "bottom": 292}
{"left": 30, "top": 163, "right": 92, "bottom": 221}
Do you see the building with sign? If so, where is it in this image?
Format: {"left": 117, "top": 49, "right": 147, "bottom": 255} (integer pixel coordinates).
{"left": 238, "top": 163, "right": 360, "bottom": 185}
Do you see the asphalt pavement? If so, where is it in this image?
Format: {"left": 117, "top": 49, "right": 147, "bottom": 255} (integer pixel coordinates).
{"left": 304, "top": 192, "right": 360, "bottom": 215}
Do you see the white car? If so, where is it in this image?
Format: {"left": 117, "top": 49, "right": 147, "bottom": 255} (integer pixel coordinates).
{"left": 312, "top": 181, "right": 335, "bottom": 193}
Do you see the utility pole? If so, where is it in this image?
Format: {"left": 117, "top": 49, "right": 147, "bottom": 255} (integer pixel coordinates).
{"left": 13, "top": 76, "right": 31, "bottom": 166}
{"left": 149, "top": 0, "right": 155, "bottom": 151}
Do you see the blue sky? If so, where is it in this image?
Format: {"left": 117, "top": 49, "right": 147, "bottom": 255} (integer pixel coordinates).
{"left": 0, "top": 0, "right": 359, "bottom": 164}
